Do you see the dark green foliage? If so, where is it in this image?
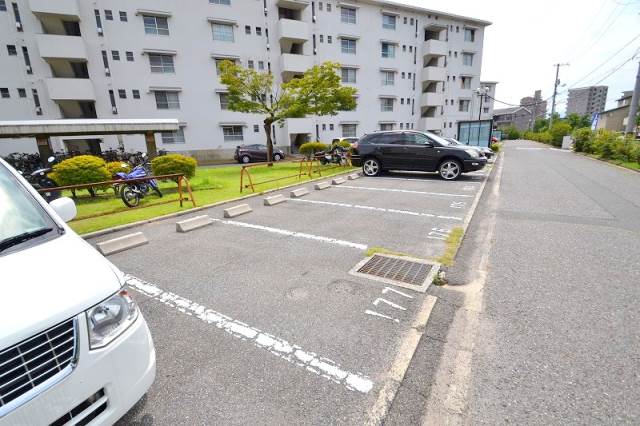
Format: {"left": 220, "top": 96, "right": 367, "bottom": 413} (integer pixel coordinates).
{"left": 151, "top": 154, "right": 197, "bottom": 178}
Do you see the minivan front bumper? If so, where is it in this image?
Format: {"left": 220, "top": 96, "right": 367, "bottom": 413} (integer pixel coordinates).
{"left": 1, "top": 312, "right": 155, "bottom": 426}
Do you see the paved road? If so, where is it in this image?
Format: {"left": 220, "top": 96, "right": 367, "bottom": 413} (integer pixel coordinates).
{"left": 86, "top": 166, "right": 491, "bottom": 424}
{"left": 390, "top": 140, "right": 640, "bottom": 424}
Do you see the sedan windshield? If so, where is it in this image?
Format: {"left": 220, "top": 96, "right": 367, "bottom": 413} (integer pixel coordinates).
{"left": 0, "top": 162, "right": 57, "bottom": 250}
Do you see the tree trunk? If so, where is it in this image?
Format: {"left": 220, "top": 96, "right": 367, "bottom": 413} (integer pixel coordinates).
{"left": 263, "top": 118, "right": 274, "bottom": 167}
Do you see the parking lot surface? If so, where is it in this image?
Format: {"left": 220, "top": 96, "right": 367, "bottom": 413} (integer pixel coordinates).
{"left": 88, "top": 166, "right": 492, "bottom": 424}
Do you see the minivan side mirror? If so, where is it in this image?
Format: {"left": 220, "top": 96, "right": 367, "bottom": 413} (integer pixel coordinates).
{"left": 50, "top": 197, "right": 77, "bottom": 222}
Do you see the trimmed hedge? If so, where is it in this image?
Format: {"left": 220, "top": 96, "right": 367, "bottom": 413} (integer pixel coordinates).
{"left": 49, "top": 155, "right": 111, "bottom": 197}
{"left": 573, "top": 128, "right": 640, "bottom": 163}
{"left": 299, "top": 142, "right": 328, "bottom": 159}
{"left": 106, "top": 161, "right": 131, "bottom": 177}
{"left": 150, "top": 154, "right": 197, "bottom": 179}
{"left": 523, "top": 121, "right": 572, "bottom": 147}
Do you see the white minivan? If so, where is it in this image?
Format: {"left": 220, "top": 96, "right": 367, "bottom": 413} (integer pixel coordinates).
{"left": 0, "top": 157, "right": 155, "bottom": 425}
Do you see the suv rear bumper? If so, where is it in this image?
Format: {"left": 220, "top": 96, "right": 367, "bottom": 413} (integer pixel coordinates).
{"left": 463, "top": 158, "right": 487, "bottom": 172}
{"left": 351, "top": 155, "right": 362, "bottom": 167}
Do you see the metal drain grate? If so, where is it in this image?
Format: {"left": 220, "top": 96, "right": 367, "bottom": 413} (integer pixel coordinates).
{"left": 350, "top": 254, "right": 440, "bottom": 292}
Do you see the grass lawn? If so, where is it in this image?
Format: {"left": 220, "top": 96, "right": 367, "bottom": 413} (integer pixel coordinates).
{"left": 581, "top": 153, "right": 640, "bottom": 172}
{"left": 68, "top": 161, "right": 357, "bottom": 235}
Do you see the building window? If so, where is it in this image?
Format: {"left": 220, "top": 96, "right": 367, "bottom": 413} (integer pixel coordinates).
{"left": 462, "top": 52, "right": 473, "bottom": 66}
{"left": 111, "top": 50, "right": 120, "bottom": 60}
{"left": 319, "top": 34, "right": 324, "bottom": 43}
{"left": 382, "top": 14, "right": 396, "bottom": 30}
{"left": 94, "top": 9, "right": 103, "bottom": 35}
{"left": 327, "top": 35, "right": 332, "bottom": 44}
{"left": 104, "top": 9, "right": 113, "bottom": 20}
{"left": 341, "top": 67, "right": 356, "bottom": 83}
{"left": 0, "top": 1, "right": 6, "bottom": 11}
{"left": 461, "top": 76, "right": 471, "bottom": 89}
{"left": 410, "top": 18, "right": 414, "bottom": 25}
{"left": 223, "top": 125, "right": 243, "bottom": 141}
{"left": 210, "top": 0, "right": 231, "bottom": 4}
{"left": 212, "top": 23, "right": 234, "bottom": 42}
{"left": 380, "top": 123, "right": 394, "bottom": 131}
{"left": 245, "top": 25, "right": 251, "bottom": 34}
{"left": 381, "top": 70, "right": 394, "bottom": 85}
{"left": 381, "top": 98, "right": 394, "bottom": 112}
{"left": 32, "top": 89, "right": 41, "bottom": 114}
{"left": 12, "top": 2, "right": 22, "bottom": 31}
{"left": 108, "top": 90, "right": 117, "bottom": 113}
{"left": 119, "top": 11, "right": 127, "bottom": 21}
{"left": 219, "top": 92, "right": 229, "bottom": 109}
{"left": 327, "top": 3, "right": 331, "bottom": 11}
{"left": 381, "top": 42, "right": 395, "bottom": 58}
{"left": 132, "top": 89, "right": 140, "bottom": 99}
{"left": 458, "top": 99, "right": 470, "bottom": 112}
{"left": 253, "top": 124, "right": 260, "bottom": 133}
{"left": 464, "top": 28, "right": 475, "bottom": 42}
{"left": 403, "top": 17, "right": 407, "bottom": 24}
{"left": 17, "top": 88, "right": 26, "bottom": 97}
{"left": 144, "top": 15, "right": 169, "bottom": 35}
{"left": 319, "top": 2, "right": 323, "bottom": 10}
{"left": 248, "top": 60, "right": 254, "bottom": 69}
{"left": 341, "top": 7, "right": 356, "bottom": 24}
{"left": 400, "top": 98, "right": 404, "bottom": 105}
{"left": 258, "top": 61, "right": 264, "bottom": 70}
{"left": 7, "top": 44, "right": 16, "bottom": 55}
{"left": 341, "top": 124, "right": 356, "bottom": 137}
{"left": 21, "top": 46, "right": 32, "bottom": 73}
{"left": 341, "top": 38, "right": 356, "bottom": 54}
{"left": 161, "top": 128, "right": 186, "bottom": 144}
{"left": 400, "top": 123, "right": 404, "bottom": 129}
{"left": 256, "top": 26, "right": 262, "bottom": 36}
{"left": 101, "top": 50, "right": 110, "bottom": 73}
{"left": 329, "top": 123, "right": 334, "bottom": 130}
{"left": 483, "top": 107, "right": 489, "bottom": 113}
{"left": 0, "top": 88, "right": 9, "bottom": 98}
{"left": 149, "top": 54, "right": 174, "bottom": 73}
{"left": 154, "top": 91, "right": 180, "bottom": 109}
{"left": 126, "top": 51, "right": 134, "bottom": 61}
{"left": 118, "top": 89, "right": 126, "bottom": 99}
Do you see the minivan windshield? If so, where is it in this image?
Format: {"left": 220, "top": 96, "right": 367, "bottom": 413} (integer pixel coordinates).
{"left": 0, "top": 162, "right": 57, "bottom": 251}
{"left": 425, "top": 132, "right": 452, "bottom": 146}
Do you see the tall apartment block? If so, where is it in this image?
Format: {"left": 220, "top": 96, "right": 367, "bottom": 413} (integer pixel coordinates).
{"left": 519, "top": 89, "right": 547, "bottom": 120}
{"left": 0, "top": 0, "right": 492, "bottom": 162}
{"left": 566, "top": 86, "right": 608, "bottom": 117}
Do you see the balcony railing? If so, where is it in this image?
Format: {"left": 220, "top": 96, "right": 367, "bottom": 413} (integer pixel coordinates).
{"left": 45, "top": 78, "right": 95, "bottom": 101}
{"left": 278, "top": 19, "right": 309, "bottom": 42}
{"left": 422, "top": 66, "right": 446, "bottom": 82}
{"left": 29, "top": 0, "right": 79, "bottom": 18}
{"left": 35, "top": 34, "right": 87, "bottom": 61}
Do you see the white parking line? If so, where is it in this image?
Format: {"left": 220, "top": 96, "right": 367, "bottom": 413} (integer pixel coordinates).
{"left": 127, "top": 275, "right": 374, "bottom": 394}
{"left": 290, "top": 198, "right": 463, "bottom": 221}
{"left": 211, "top": 218, "right": 367, "bottom": 250}
{"left": 336, "top": 185, "right": 473, "bottom": 198}
{"left": 373, "top": 176, "right": 478, "bottom": 185}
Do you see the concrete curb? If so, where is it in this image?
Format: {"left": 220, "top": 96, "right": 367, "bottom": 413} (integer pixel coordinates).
{"left": 314, "top": 181, "right": 331, "bottom": 190}
{"left": 263, "top": 194, "right": 287, "bottom": 206}
{"left": 332, "top": 177, "right": 346, "bottom": 185}
{"left": 223, "top": 203, "right": 252, "bottom": 218}
{"left": 290, "top": 187, "right": 310, "bottom": 198}
{"left": 81, "top": 168, "right": 356, "bottom": 240}
{"left": 176, "top": 215, "right": 213, "bottom": 233}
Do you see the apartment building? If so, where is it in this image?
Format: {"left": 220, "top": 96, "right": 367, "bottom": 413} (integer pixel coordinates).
{"left": 566, "top": 85, "right": 608, "bottom": 117}
{"left": 519, "top": 89, "right": 546, "bottom": 121}
{"left": 0, "top": 0, "right": 492, "bottom": 161}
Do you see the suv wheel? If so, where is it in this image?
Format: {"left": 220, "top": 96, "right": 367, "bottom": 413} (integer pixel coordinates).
{"left": 439, "top": 159, "right": 462, "bottom": 180}
{"left": 241, "top": 155, "right": 251, "bottom": 164}
{"left": 274, "top": 153, "right": 282, "bottom": 161}
{"left": 363, "top": 158, "right": 381, "bottom": 176}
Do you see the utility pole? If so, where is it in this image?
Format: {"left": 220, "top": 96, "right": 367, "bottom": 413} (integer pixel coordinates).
{"left": 549, "top": 63, "right": 569, "bottom": 128}
{"left": 625, "top": 60, "right": 640, "bottom": 135}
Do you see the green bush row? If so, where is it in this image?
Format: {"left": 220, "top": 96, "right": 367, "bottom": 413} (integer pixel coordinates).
{"left": 572, "top": 128, "right": 640, "bottom": 163}
{"left": 299, "top": 141, "right": 329, "bottom": 159}
{"left": 522, "top": 121, "right": 572, "bottom": 147}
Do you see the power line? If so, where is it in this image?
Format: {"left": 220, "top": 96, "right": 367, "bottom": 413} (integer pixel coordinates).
{"left": 570, "top": 2, "right": 629, "bottom": 61}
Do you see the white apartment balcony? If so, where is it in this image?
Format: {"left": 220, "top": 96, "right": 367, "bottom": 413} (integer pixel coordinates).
{"left": 278, "top": 19, "right": 309, "bottom": 43}
{"left": 423, "top": 39, "right": 446, "bottom": 57}
{"left": 29, "top": 0, "right": 79, "bottom": 18}
{"left": 45, "top": 78, "right": 95, "bottom": 101}
{"left": 419, "top": 117, "right": 443, "bottom": 131}
{"left": 285, "top": 118, "right": 313, "bottom": 134}
{"left": 420, "top": 92, "right": 444, "bottom": 107}
{"left": 277, "top": 0, "right": 310, "bottom": 9}
{"left": 280, "top": 53, "right": 311, "bottom": 75}
{"left": 36, "top": 34, "right": 87, "bottom": 61}
{"left": 422, "top": 66, "right": 446, "bottom": 82}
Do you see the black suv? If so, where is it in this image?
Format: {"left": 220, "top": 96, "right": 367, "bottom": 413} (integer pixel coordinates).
{"left": 351, "top": 131, "right": 486, "bottom": 180}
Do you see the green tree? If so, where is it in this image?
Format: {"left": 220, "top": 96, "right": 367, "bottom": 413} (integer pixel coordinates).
{"left": 533, "top": 117, "right": 548, "bottom": 132}
{"left": 566, "top": 113, "right": 591, "bottom": 130}
{"left": 219, "top": 61, "right": 357, "bottom": 162}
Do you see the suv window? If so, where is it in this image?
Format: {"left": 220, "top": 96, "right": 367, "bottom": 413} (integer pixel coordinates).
{"left": 404, "top": 132, "right": 431, "bottom": 145}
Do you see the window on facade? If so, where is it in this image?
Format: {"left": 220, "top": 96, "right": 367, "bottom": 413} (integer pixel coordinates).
{"left": 341, "top": 7, "right": 356, "bottom": 24}
{"left": 16, "top": 88, "right": 26, "bottom": 97}
{"left": 119, "top": 11, "right": 127, "bottom": 21}
{"left": 381, "top": 98, "right": 394, "bottom": 112}
{"left": 108, "top": 90, "right": 117, "bottom": 112}
{"left": 327, "top": 35, "right": 332, "bottom": 44}
{"left": 223, "top": 126, "right": 243, "bottom": 141}
{"left": 111, "top": 50, "right": 120, "bottom": 60}
{"left": 149, "top": 54, "right": 174, "bottom": 73}
{"left": 319, "top": 2, "right": 323, "bottom": 10}
{"left": 461, "top": 76, "right": 471, "bottom": 89}
{"left": 248, "top": 60, "right": 254, "bottom": 69}
{"left": 256, "top": 26, "right": 262, "bottom": 36}
{"left": 341, "top": 67, "right": 356, "bottom": 83}
{"left": 400, "top": 98, "right": 404, "bottom": 105}
{"left": 462, "top": 52, "right": 473, "bottom": 66}
{"left": 32, "top": 89, "right": 41, "bottom": 114}
{"left": 104, "top": 9, "right": 113, "bottom": 20}
{"left": 212, "top": 23, "right": 234, "bottom": 41}
{"left": 154, "top": 91, "right": 180, "bottom": 109}
{"left": 341, "top": 124, "right": 357, "bottom": 137}
{"left": 0, "top": 88, "right": 9, "bottom": 98}
{"left": 126, "top": 51, "right": 134, "bottom": 61}
{"left": 144, "top": 16, "right": 169, "bottom": 35}
{"left": 219, "top": 92, "right": 229, "bottom": 109}
{"left": 21, "top": 46, "right": 31, "bottom": 73}
{"left": 258, "top": 61, "right": 264, "bottom": 70}
{"left": 381, "top": 42, "right": 395, "bottom": 58}
{"left": 162, "top": 128, "right": 186, "bottom": 144}
{"left": 329, "top": 123, "right": 334, "bottom": 130}
{"left": 117, "top": 89, "right": 126, "bottom": 99}
{"left": 380, "top": 123, "right": 394, "bottom": 131}
{"left": 341, "top": 38, "right": 356, "bottom": 54}
{"left": 245, "top": 25, "right": 251, "bottom": 34}
{"left": 381, "top": 70, "right": 394, "bottom": 85}
{"left": 7, "top": 44, "right": 16, "bottom": 55}
{"left": 464, "top": 28, "right": 475, "bottom": 42}
{"left": 483, "top": 107, "right": 489, "bottom": 113}
{"left": 253, "top": 124, "right": 260, "bottom": 133}
{"left": 458, "top": 99, "right": 470, "bottom": 112}
{"left": 210, "top": 0, "right": 231, "bottom": 4}
{"left": 12, "top": 2, "right": 22, "bottom": 31}
{"left": 319, "top": 34, "right": 324, "bottom": 43}
{"left": 132, "top": 89, "right": 140, "bottom": 99}
{"left": 0, "top": 1, "right": 6, "bottom": 11}
{"left": 94, "top": 9, "right": 103, "bottom": 34}
{"left": 382, "top": 14, "right": 396, "bottom": 30}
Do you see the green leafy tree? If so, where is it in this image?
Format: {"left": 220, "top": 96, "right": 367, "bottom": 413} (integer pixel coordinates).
{"left": 533, "top": 117, "right": 548, "bottom": 132}
{"left": 566, "top": 113, "right": 591, "bottom": 130}
{"left": 219, "top": 61, "right": 357, "bottom": 162}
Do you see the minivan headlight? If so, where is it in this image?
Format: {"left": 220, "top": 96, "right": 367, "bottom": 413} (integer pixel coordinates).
{"left": 86, "top": 289, "right": 139, "bottom": 349}
{"left": 464, "top": 149, "right": 480, "bottom": 158}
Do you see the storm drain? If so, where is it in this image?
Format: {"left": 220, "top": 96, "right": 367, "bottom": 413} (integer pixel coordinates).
{"left": 349, "top": 254, "right": 440, "bottom": 293}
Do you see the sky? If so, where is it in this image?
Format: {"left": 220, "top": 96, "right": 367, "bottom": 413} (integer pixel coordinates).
{"left": 402, "top": 0, "right": 640, "bottom": 115}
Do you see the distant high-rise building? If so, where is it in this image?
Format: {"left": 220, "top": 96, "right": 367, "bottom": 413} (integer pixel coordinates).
{"left": 566, "top": 86, "right": 608, "bottom": 116}
{"left": 519, "top": 89, "right": 547, "bottom": 121}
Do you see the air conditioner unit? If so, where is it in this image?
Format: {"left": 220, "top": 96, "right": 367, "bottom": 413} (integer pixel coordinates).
{"left": 112, "top": 107, "right": 118, "bottom": 114}
{"left": 105, "top": 68, "right": 110, "bottom": 76}
{"left": 97, "top": 27, "right": 103, "bottom": 35}
{"left": 266, "top": 43, "right": 270, "bottom": 50}
{"left": 16, "top": 22, "right": 22, "bottom": 30}
{"left": 25, "top": 65, "right": 32, "bottom": 73}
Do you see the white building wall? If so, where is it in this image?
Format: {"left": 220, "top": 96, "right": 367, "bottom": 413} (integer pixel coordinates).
{"left": 0, "top": 0, "right": 491, "bottom": 160}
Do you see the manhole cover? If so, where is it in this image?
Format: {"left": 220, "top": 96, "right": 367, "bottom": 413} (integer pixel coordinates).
{"left": 349, "top": 254, "right": 440, "bottom": 293}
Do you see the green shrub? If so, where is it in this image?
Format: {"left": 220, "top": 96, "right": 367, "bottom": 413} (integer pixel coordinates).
{"left": 299, "top": 141, "right": 328, "bottom": 159}
{"left": 490, "top": 142, "right": 501, "bottom": 152}
{"left": 151, "top": 154, "right": 197, "bottom": 179}
{"left": 501, "top": 125, "right": 520, "bottom": 140}
{"left": 106, "top": 161, "right": 131, "bottom": 177}
{"left": 334, "top": 140, "right": 352, "bottom": 149}
{"left": 49, "top": 155, "right": 111, "bottom": 197}
{"left": 548, "top": 121, "right": 572, "bottom": 147}
{"left": 572, "top": 127, "right": 592, "bottom": 152}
